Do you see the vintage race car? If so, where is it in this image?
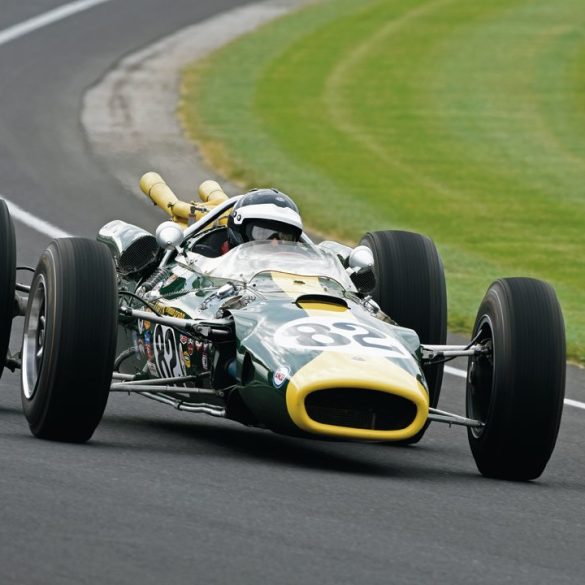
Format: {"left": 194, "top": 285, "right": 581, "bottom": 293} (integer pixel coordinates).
{"left": 0, "top": 174, "right": 566, "bottom": 480}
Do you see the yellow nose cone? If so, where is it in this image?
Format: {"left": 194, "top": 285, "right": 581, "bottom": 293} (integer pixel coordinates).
{"left": 286, "top": 352, "right": 429, "bottom": 441}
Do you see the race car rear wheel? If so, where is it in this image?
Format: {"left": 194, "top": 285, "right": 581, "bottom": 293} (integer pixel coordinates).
{"left": 0, "top": 199, "right": 16, "bottom": 381}
{"left": 466, "top": 278, "right": 565, "bottom": 480}
{"left": 21, "top": 238, "right": 118, "bottom": 442}
{"left": 360, "top": 230, "right": 447, "bottom": 443}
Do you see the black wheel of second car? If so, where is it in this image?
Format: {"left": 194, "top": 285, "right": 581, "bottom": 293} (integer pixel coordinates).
{"left": 360, "top": 230, "right": 447, "bottom": 444}
{"left": 21, "top": 238, "right": 118, "bottom": 442}
{"left": 466, "top": 278, "right": 565, "bottom": 480}
{"left": 0, "top": 199, "right": 16, "bottom": 381}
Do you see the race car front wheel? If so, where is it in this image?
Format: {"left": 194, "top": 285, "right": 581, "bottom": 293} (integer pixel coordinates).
{"left": 0, "top": 199, "right": 16, "bottom": 381}
{"left": 21, "top": 238, "right": 118, "bottom": 442}
{"left": 466, "top": 278, "right": 565, "bottom": 480}
{"left": 360, "top": 230, "right": 447, "bottom": 444}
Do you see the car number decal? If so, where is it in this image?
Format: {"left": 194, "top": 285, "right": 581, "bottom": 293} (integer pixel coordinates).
{"left": 274, "top": 317, "right": 411, "bottom": 359}
{"left": 153, "top": 324, "right": 187, "bottom": 378}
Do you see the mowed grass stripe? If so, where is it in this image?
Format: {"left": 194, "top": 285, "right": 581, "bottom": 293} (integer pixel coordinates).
{"left": 181, "top": 0, "right": 585, "bottom": 361}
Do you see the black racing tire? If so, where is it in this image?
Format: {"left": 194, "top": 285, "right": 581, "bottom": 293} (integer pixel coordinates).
{"left": 21, "top": 238, "right": 118, "bottom": 442}
{"left": 0, "top": 199, "right": 16, "bottom": 381}
{"left": 360, "top": 230, "right": 447, "bottom": 412}
{"left": 466, "top": 278, "right": 565, "bottom": 481}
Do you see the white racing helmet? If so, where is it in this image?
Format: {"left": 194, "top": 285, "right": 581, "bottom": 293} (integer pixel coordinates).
{"left": 227, "top": 188, "right": 303, "bottom": 247}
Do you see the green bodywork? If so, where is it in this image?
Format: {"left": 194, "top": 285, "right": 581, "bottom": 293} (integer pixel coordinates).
{"left": 113, "top": 229, "right": 427, "bottom": 435}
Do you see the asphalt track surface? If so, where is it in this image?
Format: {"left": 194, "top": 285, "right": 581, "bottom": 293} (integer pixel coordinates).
{"left": 1, "top": 2, "right": 585, "bottom": 584}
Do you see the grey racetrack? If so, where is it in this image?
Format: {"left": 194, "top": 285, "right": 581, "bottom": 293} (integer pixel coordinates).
{"left": 1, "top": 2, "right": 585, "bottom": 584}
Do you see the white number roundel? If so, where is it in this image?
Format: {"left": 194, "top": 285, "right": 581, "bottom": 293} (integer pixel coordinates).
{"left": 153, "top": 324, "right": 186, "bottom": 379}
{"left": 273, "top": 317, "right": 411, "bottom": 359}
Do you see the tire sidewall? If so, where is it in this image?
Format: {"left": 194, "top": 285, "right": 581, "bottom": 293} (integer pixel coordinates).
{"left": 466, "top": 287, "right": 509, "bottom": 451}
{"left": 0, "top": 199, "right": 16, "bottom": 378}
{"left": 21, "top": 247, "right": 62, "bottom": 432}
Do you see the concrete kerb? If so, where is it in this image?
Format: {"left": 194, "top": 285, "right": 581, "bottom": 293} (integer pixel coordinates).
{"left": 81, "top": 0, "right": 315, "bottom": 203}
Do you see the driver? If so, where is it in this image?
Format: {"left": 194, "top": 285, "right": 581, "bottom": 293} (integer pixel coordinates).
{"left": 190, "top": 188, "right": 303, "bottom": 257}
{"left": 223, "top": 188, "right": 303, "bottom": 253}
{"left": 228, "top": 188, "right": 302, "bottom": 243}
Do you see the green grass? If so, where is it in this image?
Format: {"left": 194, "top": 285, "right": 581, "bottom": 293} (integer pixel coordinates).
{"left": 180, "top": 0, "right": 585, "bottom": 362}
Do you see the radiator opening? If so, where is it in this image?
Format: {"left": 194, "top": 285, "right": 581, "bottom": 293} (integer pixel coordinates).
{"left": 305, "top": 388, "right": 417, "bottom": 431}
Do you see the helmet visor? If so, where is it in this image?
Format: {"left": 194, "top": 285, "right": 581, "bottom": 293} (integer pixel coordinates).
{"left": 247, "top": 223, "right": 298, "bottom": 242}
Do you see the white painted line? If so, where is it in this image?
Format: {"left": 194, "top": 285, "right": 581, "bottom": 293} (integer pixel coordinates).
{"left": 3, "top": 197, "right": 73, "bottom": 239}
{"left": 564, "top": 399, "right": 585, "bottom": 411}
{"left": 0, "top": 0, "right": 114, "bottom": 48}
{"left": 444, "top": 364, "right": 585, "bottom": 411}
{"left": 444, "top": 365, "right": 466, "bottom": 379}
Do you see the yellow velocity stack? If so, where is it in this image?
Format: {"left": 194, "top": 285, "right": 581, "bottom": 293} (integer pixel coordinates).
{"left": 139, "top": 172, "right": 230, "bottom": 228}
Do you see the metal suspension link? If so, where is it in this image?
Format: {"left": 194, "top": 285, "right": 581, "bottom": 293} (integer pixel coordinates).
{"left": 421, "top": 343, "right": 491, "bottom": 362}
{"left": 427, "top": 408, "right": 484, "bottom": 428}
{"left": 4, "top": 351, "right": 22, "bottom": 372}
{"left": 135, "top": 391, "right": 226, "bottom": 416}
{"left": 13, "top": 294, "right": 28, "bottom": 317}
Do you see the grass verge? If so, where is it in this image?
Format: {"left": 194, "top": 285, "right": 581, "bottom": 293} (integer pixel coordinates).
{"left": 180, "top": 0, "right": 585, "bottom": 362}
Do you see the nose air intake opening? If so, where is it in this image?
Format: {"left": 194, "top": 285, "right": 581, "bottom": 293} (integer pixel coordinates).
{"left": 305, "top": 388, "right": 417, "bottom": 431}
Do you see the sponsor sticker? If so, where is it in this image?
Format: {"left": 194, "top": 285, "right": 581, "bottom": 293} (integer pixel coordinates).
{"left": 153, "top": 303, "right": 186, "bottom": 319}
{"left": 143, "top": 329, "right": 154, "bottom": 361}
{"left": 273, "top": 366, "right": 290, "bottom": 388}
{"left": 183, "top": 351, "right": 191, "bottom": 369}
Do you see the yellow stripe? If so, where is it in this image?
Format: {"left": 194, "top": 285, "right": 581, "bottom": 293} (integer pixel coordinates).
{"left": 297, "top": 300, "right": 347, "bottom": 313}
{"left": 270, "top": 272, "right": 325, "bottom": 297}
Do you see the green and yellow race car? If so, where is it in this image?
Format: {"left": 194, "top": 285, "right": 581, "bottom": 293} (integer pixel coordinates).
{"left": 0, "top": 173, "right": 566, "bottom": 481}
